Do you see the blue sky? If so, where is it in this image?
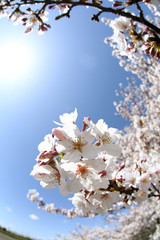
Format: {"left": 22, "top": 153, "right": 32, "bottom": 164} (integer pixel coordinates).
{"left": 0, "top": 6, "right": 131, "bottom": 240}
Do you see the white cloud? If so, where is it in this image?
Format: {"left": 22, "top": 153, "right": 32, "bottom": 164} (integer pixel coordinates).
{"left": 29, "top": 214, "right": 39, "bottom": 220}
{"left": 5, "top": 206, "right": 12, "bottom": 212}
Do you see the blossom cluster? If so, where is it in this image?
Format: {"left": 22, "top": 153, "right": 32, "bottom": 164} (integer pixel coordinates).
{"left": 113, "top": 59, "right": 160, "bottom": 211}
{"left": 27, "top": 189, "right": 95, "bottom": 218}
{"left": 102, "top": 12, "right": 160, "bottom": 63}
{"left": 30, "top": 109, "right": 123, "bottom": 215}
{"left": 52, "top": 58, "right": 160, "bottom": 234}
{"left": 29, "top": 30, "right": 160, "bottom": 216}
{"left": 0, "top": 3, "right": 51, "bottom": 34}
{"left": 30, "top": 102, "right": 160, "bottom": 215}
{"left": 0, "top": 0, "right": 102, "bottom": 34}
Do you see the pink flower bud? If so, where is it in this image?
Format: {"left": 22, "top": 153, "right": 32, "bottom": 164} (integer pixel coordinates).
{"left": 82, "top": 122, "right": 87, "bottom": 131}
{"left": 98, "top": 170, "right": 107, "bottom": 177}
{"left": 119, "top": 163, "right": 125, "bottom": 171}
{"left": 52, "top": 128, "right": 65, "bottom": 140}
{"left": 113, "top": 1, "right": 123, "bottom": 7}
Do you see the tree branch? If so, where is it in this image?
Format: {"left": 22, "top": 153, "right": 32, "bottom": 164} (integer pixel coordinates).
{"left": 2, "top": 0, "right": 160, "bottom": 35}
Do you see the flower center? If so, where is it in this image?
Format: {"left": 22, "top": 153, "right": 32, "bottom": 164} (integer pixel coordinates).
{"left": 76, "top": 164, "right": 88, "bottom": 176}
{"left": 73, "top": 137, "right": 84, "bottom": 152}
{"left": 102, "top": 133, "right": 112, "bottom": 144}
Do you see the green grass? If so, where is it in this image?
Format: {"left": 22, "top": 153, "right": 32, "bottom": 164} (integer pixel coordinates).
{"left": 0, "top": 226, "right": 34, "bottom": 240}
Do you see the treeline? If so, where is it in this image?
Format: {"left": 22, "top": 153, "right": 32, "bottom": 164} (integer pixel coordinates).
{"left": 0, "top": 225, "right": 34, "bottom": 240}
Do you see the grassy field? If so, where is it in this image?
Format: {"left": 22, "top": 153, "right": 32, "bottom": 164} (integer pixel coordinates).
{"left": 0, "top": 226, "right": 34, "bottom": 240}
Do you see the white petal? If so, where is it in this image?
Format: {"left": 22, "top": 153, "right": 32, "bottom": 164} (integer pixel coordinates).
{"left": 56, "top": 140, "right": 73, "bottom": 153}
{"left": 96, "top": 119, "right": 108, "bottom": 134}
{"left": 30, "top": 165, "right": 53, "bottom": 180}
{"left": 108, "top": 127, "right": 120, "bottom": 142}
{"left": 59, "top": 179, "right": 69, "bottom": 196}
{"left": 63, "top": 124, "right": 80, "bottom": 140}
{"left": 82, "top": 144, "right": 99, "bottom": 159}
{"left": 40, "top": 180, "right": 58, "bottom": 189}
{"left": 66, "top": 178, "right": 83, "bottom": 193}
{"left": 80, "top": 130, "right": 95, "bottom": 144}
{"left": 62, "top": 149, "right": 81, "bottom": 162}
{"left": 93, "top": 177, "right": 109, "bottom": 190}
{"left": 103, "top": 143, "right": 122, "bottom": 156}
{"left": 38, "top": 134, "right": 55, "bottom": 152}
{"left": 61, "top": 162, "right": 77, "bottom": 173}
{"left": 59, "top": 108, "right": 78, "bottom": 124}
{"left": 86, "top": 159, "right": 106, "bottom": 172}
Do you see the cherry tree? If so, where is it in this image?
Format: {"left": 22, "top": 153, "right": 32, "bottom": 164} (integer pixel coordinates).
{"left": 2, "top": 0, "right": 158, "bottom": 233}
{"left": 19, "top": 0, "right": 160, "bottom": 219}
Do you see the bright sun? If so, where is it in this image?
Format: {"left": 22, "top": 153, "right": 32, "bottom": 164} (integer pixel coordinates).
{"left": 0, "top": 42, "right": 31, "bottom": 80}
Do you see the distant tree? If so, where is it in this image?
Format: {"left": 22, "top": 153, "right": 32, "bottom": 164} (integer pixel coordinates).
{"left": 55, "top": 198, "right": 160, "bottom": 240}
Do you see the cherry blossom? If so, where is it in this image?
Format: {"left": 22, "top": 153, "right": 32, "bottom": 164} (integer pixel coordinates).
{"left": 62, "top": 158, "right": 109, "bottom": 193}
{"left": 30, "top": 162, "right": 69, "bottom": 196}
{"left": 30, "top": 109, "right": 125, "bottom": 214}
{"left": 54, "top": 108, "right": 78, "bottom": 126}
{"left": 29, "top": 53, "right": 160, "bottom": 219}
{"left": 84, "top": 118, "right": 122, "bottom": 156}
{"left": 55, "top": 124, "right": 98, "bottom": 162}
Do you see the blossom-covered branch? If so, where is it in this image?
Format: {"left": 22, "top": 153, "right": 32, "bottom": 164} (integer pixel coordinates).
{"left": 30, "top": 109, "right": 125, "bottom": 215}
{"left": 56, "top": 198, "right": 160, "bottom": 239}
{"left": 27, "top": 189, "right": 95, "bottom": 218}
{"left": 1, "top": 0, "right": 160, "bottom": 49}
{"left": 29, "top": 90, "right": 160, "bottom": 216}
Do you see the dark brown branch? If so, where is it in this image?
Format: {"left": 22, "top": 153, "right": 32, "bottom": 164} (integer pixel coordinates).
{"left": 2, "top": 0, "right": 160, "bottom": 35}
{"left": 136, "top": 2, "right": 145, "bottom": 19}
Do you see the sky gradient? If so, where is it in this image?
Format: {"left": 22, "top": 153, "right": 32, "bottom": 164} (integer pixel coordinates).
{"left": 0, "top": 6, "right": 131, "bottom": 240}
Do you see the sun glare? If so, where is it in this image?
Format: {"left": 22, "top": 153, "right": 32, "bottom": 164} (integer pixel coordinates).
{"left": 0, "top": 42, "right": 31, "bottom": 80}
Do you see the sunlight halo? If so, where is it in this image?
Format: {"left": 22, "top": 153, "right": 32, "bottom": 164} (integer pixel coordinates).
{"left": 0, "top": 42, "right": 32, "bottom": 81}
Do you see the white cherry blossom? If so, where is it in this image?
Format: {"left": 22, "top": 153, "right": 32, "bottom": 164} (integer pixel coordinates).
{"left": 89, "top": 191, "right": 120, "bottom": 214}
{"left": 30, "top": 162, "right": 69, "bottom": 196}
{"left": 85, "top": 118, "right": 121, "bottom": 156}
{"left": 110, "top": 16, "right": 131, "bottom": 32}
{"left": 38, "top": 134, "right": 55, "bottom": 153}
{"left": 69, "top": 192, "right": 93, "bottom": 214}
{"left": 61, "top": 158, "right": 109, "bottom": 193}
{"left": 56, "top": 124, "right": 98, "bottom": 162}
{"left": 54, "top": 108, "right": 78, "bottom": 126}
